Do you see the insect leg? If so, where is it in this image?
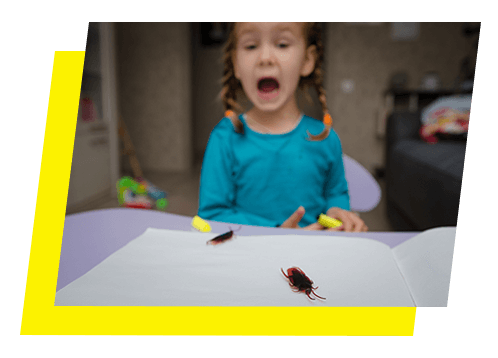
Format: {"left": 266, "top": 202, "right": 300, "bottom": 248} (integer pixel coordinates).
{"left": 306, "top": 291, "right": 316, "bottom": 300}
{"left": 312, "top": 290, "right": 326, "bottom": 300}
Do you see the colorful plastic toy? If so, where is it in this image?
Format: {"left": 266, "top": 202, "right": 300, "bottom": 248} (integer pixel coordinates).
{"left": 192, "top": 215, "right": 211, "bottom": 232}
{"left": 117, "top": 176, "right": 168, "bottom": 210}
{"left": 318, "top": 213, "right": 343, "bottom": 229}
{"left": 136, "top": 177, "right": 167, "bottom": 201}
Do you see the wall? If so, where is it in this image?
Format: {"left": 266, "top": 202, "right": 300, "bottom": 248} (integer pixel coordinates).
{"left": 116, "top": 22, "right": 192, "bottom": 173}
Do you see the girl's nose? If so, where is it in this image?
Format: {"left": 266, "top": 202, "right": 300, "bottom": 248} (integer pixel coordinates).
{"left": 259, "top": 45, "right": 273, "bottom": 62}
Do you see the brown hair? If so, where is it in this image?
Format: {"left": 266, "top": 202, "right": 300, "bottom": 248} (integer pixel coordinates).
{"left": 220, "top": 22, "right": 331, "bottom": 140}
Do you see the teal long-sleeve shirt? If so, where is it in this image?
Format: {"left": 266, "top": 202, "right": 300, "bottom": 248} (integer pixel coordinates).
{"left": 198, "top": 114, "right": 350, "bottom": 227}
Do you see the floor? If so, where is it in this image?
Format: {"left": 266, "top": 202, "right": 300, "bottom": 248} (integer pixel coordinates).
{"left": 69, "top": 163, "right": 395, "bottom": 232}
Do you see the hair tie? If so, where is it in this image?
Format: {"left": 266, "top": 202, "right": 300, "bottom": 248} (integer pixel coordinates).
{"left": 323, "top": 113, "right": 332, "bottom": 127}
{"left": 225, "top": 110, "right": 234, "bottom": 118}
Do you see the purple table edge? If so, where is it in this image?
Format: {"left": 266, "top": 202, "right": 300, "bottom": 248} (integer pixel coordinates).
{"left": 57, "top": 208, "right": 419, "bottom": 291}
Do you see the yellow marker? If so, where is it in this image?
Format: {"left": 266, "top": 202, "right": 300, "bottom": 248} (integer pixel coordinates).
{"left": 318, "top": 214, "right": 343, "bottom": 229}
{"left": 192, "top": 215, "right": 211, "bottom": 232}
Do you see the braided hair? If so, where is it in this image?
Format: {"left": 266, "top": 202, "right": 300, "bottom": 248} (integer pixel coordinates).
{"left": 220, "top": 22, "right": 332, "bottom": 140}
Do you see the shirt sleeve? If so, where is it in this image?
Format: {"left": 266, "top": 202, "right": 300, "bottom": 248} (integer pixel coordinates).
{"left": 325, "top": 130, "right": 351, "bottom": 211}
{"left": 197, "top": 119, "right": 279, "bottom": 226}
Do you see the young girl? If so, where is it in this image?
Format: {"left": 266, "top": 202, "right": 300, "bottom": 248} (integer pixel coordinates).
{"left": 198, "top": 22, "right": 367, "bottom": 232}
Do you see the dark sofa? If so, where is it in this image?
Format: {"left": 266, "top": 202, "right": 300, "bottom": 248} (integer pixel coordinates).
{"left": 385, "top": 111, "right": 467, "bottom": 231}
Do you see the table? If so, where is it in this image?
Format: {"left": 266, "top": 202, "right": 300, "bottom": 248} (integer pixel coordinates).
{"left": 57, "top": 208, "right": 419, "bottom": 291}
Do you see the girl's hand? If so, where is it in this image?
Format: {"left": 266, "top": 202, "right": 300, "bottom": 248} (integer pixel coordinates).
{"left": 280, "top": 206, "right": 324, "bottom": 230}
{"left": 325, "top": 207, "right": 368, "bottom": 232}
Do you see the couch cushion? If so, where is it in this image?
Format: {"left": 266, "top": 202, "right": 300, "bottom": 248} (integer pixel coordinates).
{"left": 387, "top": 139, "right": 466, "bottom": 229}
{"left": 394, "top": 139, "right": 466, "bottom": 180}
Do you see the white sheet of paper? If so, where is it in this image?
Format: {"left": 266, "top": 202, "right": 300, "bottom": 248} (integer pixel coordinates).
{"left": 55, "top": 229, "right": 417, "bottom": 306}
{"left": 392, "top": 227, "right": 456, "bottom": 307}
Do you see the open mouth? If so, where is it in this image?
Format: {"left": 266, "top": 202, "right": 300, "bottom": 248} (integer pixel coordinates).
{"left": 257, "top": 77, "right": 280, "bottom": 101}
{"left": 258, "top": 77, "right": 280, "bottom": 92}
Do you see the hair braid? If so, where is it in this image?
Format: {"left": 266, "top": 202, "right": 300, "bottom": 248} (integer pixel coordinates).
{"left": 305, "top": 70, "right": 332, "bottom": 141}
{"left": 220, "top": 23, "right": 244, "bottom": 133}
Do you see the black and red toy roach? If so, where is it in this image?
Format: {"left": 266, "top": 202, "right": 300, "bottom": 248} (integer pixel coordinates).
{"left": 206, "top": 226, "right": 242, "bottom": 246}
{"left": 281, "top": 267, "right": 326, "bottom": 300}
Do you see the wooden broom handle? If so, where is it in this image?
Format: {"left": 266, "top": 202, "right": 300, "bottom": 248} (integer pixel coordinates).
{"left": 118, "top": 116, "right": 143, "bottom": 178}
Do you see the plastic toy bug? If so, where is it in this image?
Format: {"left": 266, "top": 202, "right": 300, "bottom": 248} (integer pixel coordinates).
{"left": 281, "top": 267, "right": 326, "bottom": 300}
{"left": 206, "top": 226, "right": 242, "bottom": 246}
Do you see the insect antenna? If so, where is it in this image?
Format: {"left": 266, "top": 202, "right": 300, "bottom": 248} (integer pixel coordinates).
{"left": 229, "top": 225, "right": 242, "bottom": 233}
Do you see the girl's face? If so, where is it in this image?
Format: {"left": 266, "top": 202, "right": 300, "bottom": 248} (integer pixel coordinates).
{"left": 233, "top": 22, "right": 316, "bottom": 114}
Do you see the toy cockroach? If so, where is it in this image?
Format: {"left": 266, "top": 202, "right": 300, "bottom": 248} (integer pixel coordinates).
{"left": 206, "top": 226, "right": 242, "bottom": 246}
{"left": 281, "top": 267, "right": 326, "bottom": 300}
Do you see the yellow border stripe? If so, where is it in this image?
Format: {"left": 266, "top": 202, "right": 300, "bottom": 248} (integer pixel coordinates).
{"left": 20, "top": 51, "right": 416, "bottom": 336}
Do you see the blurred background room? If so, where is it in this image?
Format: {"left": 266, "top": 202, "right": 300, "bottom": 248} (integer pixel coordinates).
{"left": 66, "top": 22, "right": 479, "bottom": 232}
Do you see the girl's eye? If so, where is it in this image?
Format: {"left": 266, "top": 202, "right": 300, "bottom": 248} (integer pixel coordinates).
{"left": 245, "top": 44, "right": 257, "bottom": 50}
{"left": 246, "top": 43, "right": 289, "bottom": 50}
{"left": 277, "top": 43, "right": 289, "bottom": 49}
